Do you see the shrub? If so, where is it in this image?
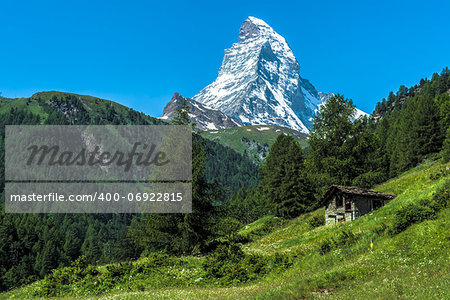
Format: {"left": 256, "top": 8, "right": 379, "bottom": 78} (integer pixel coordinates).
{"left": 104, "top": 262, "right": 133, "bottom": 278}
{"left": 211, "top": 217, "right": 243, "bottom": 240}
{"left": 388, "top": 181, "right": 449, "bottom": 236}
{"left": 335, "top": 230, "right": 358, "bottom": 247}
{"left": 203, "top": 243, "right": 246, "bottom": 281}
{"left": 308, "top": 214, "right": 325, "bottom": 228}
{"left": 429, "top": 167, "right": 450, "bottom": 180}
{"left": 35, "top": 256, "right": 99, "bottom": 297}
{"left": 270, "top": 252, "right": 294, "bottom": 269}
{"left": 318, "top": 230, "right": 360, "bottom": 255}
{"left": 133, "top": 252, "right": 174, "bottom": 274}
{"left": 319, "top": 239, "right": 334, "bottom": 255}
{"left": 202, "top": 243, "right": 289, "bottom": 285}
{"left": 430, "top": 180, "right": 450, "bottom": 210}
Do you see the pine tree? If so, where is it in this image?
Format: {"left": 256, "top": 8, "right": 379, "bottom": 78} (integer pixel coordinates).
{"left": 307, "top": 94, "right": 357, "bottom": 188}
{"left": 442, "top": 128, "right": 450, "bottom": 162}
{"left": 392, "top": 95, "right": 443, "bottom": 173}
{"left": 126, "top": 96, "right": 218, "bottom": 255}
{"left": 172, "top": 96, "right": 196, "bottom": 130}
{"left": 259, "top": 134, "right": 315, "bottom": 218}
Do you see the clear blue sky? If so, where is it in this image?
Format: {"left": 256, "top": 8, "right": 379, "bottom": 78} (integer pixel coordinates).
{"left": 1, "top": 0, "right": 449, "bottom": 116}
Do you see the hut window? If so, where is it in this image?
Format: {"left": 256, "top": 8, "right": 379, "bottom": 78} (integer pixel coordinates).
{"left": 336, "top": 195, "right": 343, "bottom": 208}
{"left": 345, "top": 201, "right": 351, "bottom": 210}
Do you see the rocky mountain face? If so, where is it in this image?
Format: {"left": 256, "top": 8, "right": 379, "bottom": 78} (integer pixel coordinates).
{"left": 161, "top": 17, "right": 367, "bottom": 132}
{"left": 160, "top": 93, "right": 242, "bottom": 130}
{"left": 193, "top": 16, "right": 327, "bottom": 133}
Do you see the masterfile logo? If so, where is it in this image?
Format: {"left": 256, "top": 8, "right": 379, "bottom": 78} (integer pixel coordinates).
{"left": 4, "top": 125, "right": 192, "bottom": 213}
{"left": 5, "top": 125, "right": 191, "bottom": 181}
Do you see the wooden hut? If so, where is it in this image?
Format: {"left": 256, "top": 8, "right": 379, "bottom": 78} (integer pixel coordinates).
{"left": 323, "top": 185, "right": 395, "bottom": 224}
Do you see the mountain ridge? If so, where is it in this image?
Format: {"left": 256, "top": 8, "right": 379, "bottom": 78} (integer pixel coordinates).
{"left": 159, "top": 93, "right": 242, "bottom": 130}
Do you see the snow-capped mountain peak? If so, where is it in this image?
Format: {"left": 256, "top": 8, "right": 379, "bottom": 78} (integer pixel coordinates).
{"left": 193, "top": 16, "right": 324, "bottom": 133}
{"left": 187, "top": 17, "right": 368, "bottom": 133}
{"left": 238, "top": 17, "right": 296, "bottom": 63}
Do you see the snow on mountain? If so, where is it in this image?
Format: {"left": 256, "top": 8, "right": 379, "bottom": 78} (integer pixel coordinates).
{"left": 159, "top": 93, "right": 242, "bottom": 130}
{"left": 159, "top": 17, "right": 368, "bottom": 133}
{"left": 354, "top": 107, "right": 369, "bottom": 119}
{"left": 193, "top": 16, "right": 324, "bottom": 133}
{"left": 317, "top": 92, "right": 369, "bottom": 120}
{"left": 318, "top": 91, "right": 333, "bottom": 103}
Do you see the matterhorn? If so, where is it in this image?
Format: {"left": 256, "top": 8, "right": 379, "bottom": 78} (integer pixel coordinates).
{"left": 193, "top": 16, "right": 330, "bottom": 133}
{"left": 162, "top": 17, "right": 366, "bottom": 132}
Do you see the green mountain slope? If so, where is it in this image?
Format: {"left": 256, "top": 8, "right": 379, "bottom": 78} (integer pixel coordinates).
{"left": 0, "top": 91, "right": 162, "bottom": 125}
{"left": 3, "top": 160, "right": 448, "bottom": 299}
{"left": 201, "top": 125, "right": 308, "bottom": 163}
{"left": 0, "top": 91, "right": 259, "bottom": 292}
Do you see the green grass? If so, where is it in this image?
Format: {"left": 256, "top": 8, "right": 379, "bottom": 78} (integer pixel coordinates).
{"left": 0, "top": 97, "right": 47, "bottom": 117}
{"left": 2, "top": 161, "right": 449, "bottom": 299}
{"left": 201, "top": 125, "right": 308, "bottom": 163}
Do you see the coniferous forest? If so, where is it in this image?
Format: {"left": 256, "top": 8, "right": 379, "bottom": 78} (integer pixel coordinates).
{"left": 0, "top": 69, "right": 449, "bottom": 297}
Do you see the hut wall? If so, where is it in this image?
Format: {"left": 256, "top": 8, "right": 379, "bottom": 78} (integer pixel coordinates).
{"left": 353, "top": 196, "right": 373, "bottom": 217}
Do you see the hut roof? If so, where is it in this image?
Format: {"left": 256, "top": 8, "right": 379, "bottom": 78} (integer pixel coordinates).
{"left": 323, "top": 185, "right": 395, "bottom": 203}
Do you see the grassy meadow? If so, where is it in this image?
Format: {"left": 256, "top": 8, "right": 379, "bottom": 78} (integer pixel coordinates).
{"left": 1, "top": 159, "right": 448, "bottom": 299}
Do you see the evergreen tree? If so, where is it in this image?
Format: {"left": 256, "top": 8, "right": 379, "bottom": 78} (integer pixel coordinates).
{"left": 259, "top": 134, "right": 315, "bottom": 218}
{"left": 442, "top": 128, "right": 450, "bottom": 162}
{"left": 126, "top": 96, "right": 218, "bottom": 255}
{"left": 391, "top": 95, "right": 443, "bottom": 173}
{"left": 307, "top": 94, "right": 357, "bottom": 188}
{"left": 172, "top": 95, "right": 196, "bottom": 130}
{"left": 307, "top": 94, "right": 383, "bottom": 191}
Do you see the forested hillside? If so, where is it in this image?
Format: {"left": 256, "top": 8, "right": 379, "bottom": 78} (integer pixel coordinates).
{"left": 371, "top": 68, "right": 450, "bottom": 177}
{"left": 0, "top": 94, "right": 160, "bottom": 290}
{"left": 0, "top": 92, "right": 258, "bottom": 291}
{"left": 373, "top": 67, "right": 449, "bottom": 118}
{"left": 3, "top": 159, "right": 448, "bottom": 299}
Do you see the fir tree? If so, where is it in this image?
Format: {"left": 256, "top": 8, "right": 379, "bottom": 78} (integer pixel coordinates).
{"left": 259, "top": 134, "right": 315, "bottom": 218}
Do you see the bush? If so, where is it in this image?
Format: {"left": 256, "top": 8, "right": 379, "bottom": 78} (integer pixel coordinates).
{"left": 335, "top": 230, "right": 358, "bottom": 246}
{"left": 429, "top": 167, "right": 450, "bottom": 180}
{"left": 133, "top": 252, "right": 174, "bottom": 274}
{"left": 389, "top": 201, "right": 434, "bottom": 235}
{"left": 104, "top": 262, "right": 133, "bottom": 278}
{"left": 319, "top": 239, "right": 334, "bottom": 255}
{"left": 308, "top": 214, "right": 325, "bottom": 228}
{"left": 35, "top": 252, "right": 179, "bottom": 297}
{"left": 36, "top": 256, "right": 99, "bottom": 297}
{"left": 203, "top": 243, "right": 246, "bottom": 283}
{"left": 318, "top": 230, "right": 360, "bottom": 255}
{"left": 389, "top": 182, "right": 448, "bottom": 235}
{"left": 203, "top": 243, "right": 291, "bottom": 285}
{"left": 209, "top": 217, "right": 244, "bottom": 245}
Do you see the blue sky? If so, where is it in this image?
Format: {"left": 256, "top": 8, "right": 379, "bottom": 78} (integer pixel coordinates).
{"left": 1, "top": 0, "right": 449, "bottom": 117}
